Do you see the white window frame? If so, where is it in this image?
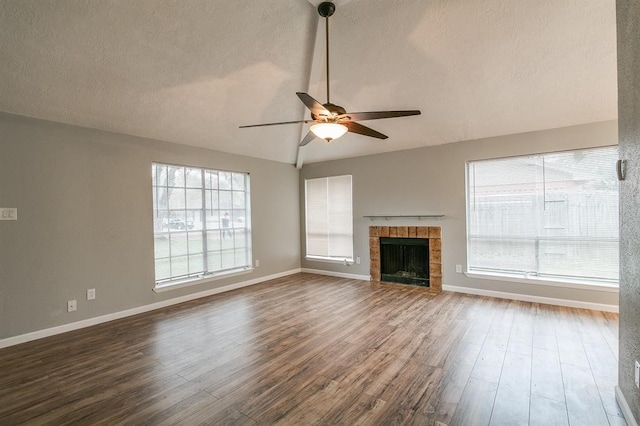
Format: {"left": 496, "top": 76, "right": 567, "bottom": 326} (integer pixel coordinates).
{"left": 152, "top": 163, "right": 252, "bottom": 289}
{"left": 465, "top": 146, "right": 619, "bottom": 289}
{"left": 305, "top": 175, "right": 354, "bottom": 263}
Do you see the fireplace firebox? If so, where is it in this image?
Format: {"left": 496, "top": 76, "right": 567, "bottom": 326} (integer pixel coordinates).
{"left": 380, "top": 237, "right": 430, "bottom": 286}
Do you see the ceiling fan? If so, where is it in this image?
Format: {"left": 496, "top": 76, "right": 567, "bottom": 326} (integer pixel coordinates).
{"left": 240, "top": 1, "right": 421, "bottom": 146}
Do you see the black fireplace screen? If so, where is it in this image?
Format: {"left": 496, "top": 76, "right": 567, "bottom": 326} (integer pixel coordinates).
{"left": 380, "top": 237, "right": 430, "bottom": 286}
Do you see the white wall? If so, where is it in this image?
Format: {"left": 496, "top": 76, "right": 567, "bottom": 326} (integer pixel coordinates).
{"left": 300, "top": 120, "right": 619, "bottom": 310}
{"left": 0, "top": 112, "right": 301, "bottom": 340}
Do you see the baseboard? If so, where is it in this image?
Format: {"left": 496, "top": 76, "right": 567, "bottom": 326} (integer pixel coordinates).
{"left": 442, "top": 284, "right": 619, "bottom": 313}
{"left": 0, "top": 268, "right": 302, "bottom": 349}
{"left": 301, "top": 268, "right": 370, "bottom": 281}
{"left": 616, "top": 386, "right": 639, "bottom": 426}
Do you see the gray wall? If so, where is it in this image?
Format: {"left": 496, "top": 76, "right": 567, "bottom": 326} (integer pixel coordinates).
{"left": 300, "top": 120, "right": 619, "bottom": 307}
{"left": 0, "top": 112, "right": 300, "bottom": 339}
{"left": 616, "top": 0, "right": 640, "bottom": 420}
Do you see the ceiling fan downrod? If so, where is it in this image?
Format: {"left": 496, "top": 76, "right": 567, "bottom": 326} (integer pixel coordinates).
{"left": 318, "top": 2, "right": 335, "bottom": 104}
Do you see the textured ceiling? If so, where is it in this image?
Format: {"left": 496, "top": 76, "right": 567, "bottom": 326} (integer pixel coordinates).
{"left": 0, "top": 0, "right": 617, "bottom": 165}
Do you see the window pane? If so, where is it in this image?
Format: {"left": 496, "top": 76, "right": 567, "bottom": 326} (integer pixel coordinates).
{"left": 219, "top": 172, "right": 232, "bottom": 190}
{"left": 187, "top": 210, "right": 202, "bottom": 230}
{"left": 171, "top": 256, "right": 189, "bottom": 277}
{"left": 235, "top": 248, "right": 247, "bottom": 266}
{"left": 466, "top": 146, "right": 619, "bottom": 284}
{"left": 207, "top": 251, "right": 222, "bottom": 271}
{"left": 219, "top": 191, "right": 232, "bottom": 209}
{"left": 205, "top": 190, "right": 218, "bottom": 212}
{"left": 155, "top": 164, "right": 168, "bottom": 187}
{"left": 205, "top": 171, "right": 218, "bottom": 189}
{"left": 220, "top": 211, "right": 232, "bottom": 236}
{"left": 206, "top": 230, "right": 221, "bottom": 251}
{"left": 153, "top": 210, "right": 169, "bottom": 233}
{"left": 538, "top": 240, "right": 619, "bottom": 281}
{"left": 221, "top": 229, "right": 234, "bottom": 249}
{"left": 189, "top": 254, "right": 204, "bottom": 275}
{"left": 234, "top": 229, "right": 247, "bottom": 248}
{"left": 155, "top": 258, "right": 171, "bottom": 281}
{"left": 188, "top": 232, "right": 203, "bottom": 254}
{"left": 468, "top": 156, "right": 542, "bottom": 239}
{"left": 186, "top": 189, "right": 202, "bottom": 209}
{"left": 153, "top": 163, "right": 251, "bottom": 284}
{"left": 468, "top": 237, "right": 536, "bottom": 273}
{"left": 232, "top": 191, "right": 245, "bottom": 209}
{"left": 168, "top": 166, "right": 185, "bottom": 187}
{"left": 232, "top": 173, "right": 245, "bottom": 191}
{"left": 306, "top": 177, "right": 329, "bottom": 257}
{"left": 154, "top": 187, "right": 168, "bottom": 210}
{"left": 170, "top": 233, "right": 188, "bottom": 257}
{"left": 166, "top": 211, "right": 186, "bottom": 231}
{"left": 185, "top": 168, "right": 202, "bottom": 188}
{"left": 232, "top": 210, "right": 246, "bottom": 228}
{"left": 154, "top": 234, "right": 170, "bottom": 259}
{"left": 168, "top": 189, "right": 185, "bottom": 210}
{"left": 221, "top": 249, "right": 235, "bottom": 269}
{"left": 205, "top": 210, "right": 220, "bottom": 230}
{"left": 328, "top": 176, "right": 353, "bottom": 258}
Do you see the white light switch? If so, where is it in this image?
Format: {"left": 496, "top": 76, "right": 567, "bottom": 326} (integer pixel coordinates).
{"left": 0, "top": 208, "right": 17, "bottom": 220}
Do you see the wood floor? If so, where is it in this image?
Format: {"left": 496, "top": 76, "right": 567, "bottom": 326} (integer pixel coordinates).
{"left": 0, "top": 273, "right": 624, "bottom": 425}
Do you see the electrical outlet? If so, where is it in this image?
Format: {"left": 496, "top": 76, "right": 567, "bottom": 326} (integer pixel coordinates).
{"left": 635, "top": 361, "right": 639, "bottom": 389}
{"left": 0, "top": 208, "right": 17, "bottom": 220}
{"left": 67, "top": 300, "right": 77, "bottom": 312}
{"left": 87, "top": 288, "right": 96, "bottom": 300}
{"left": 255, "top": 259, "right": 260, "bottom": 267}
{"left": 356, "top": 257, "right": 361, "bottom": 264}
{"left": 455, "top": 264, "right": 463, "bottom": 273}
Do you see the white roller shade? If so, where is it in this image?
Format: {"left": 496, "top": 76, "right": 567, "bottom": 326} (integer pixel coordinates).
{"left": 305, "top": 175, "right": 353, "bottom": 261}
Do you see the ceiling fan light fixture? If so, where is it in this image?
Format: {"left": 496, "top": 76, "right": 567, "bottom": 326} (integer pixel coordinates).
{"left": 310, "top": 122, "right": 348, "bottom": 142}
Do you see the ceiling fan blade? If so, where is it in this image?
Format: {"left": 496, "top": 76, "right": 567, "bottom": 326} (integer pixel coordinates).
{"left": 339, "top": 110, "right": 421, "bottom": 122}
{"left": 296, "top": 92, "right": 330, "bottom": 116}
{"left": 239, "top": 119, "right": 314, "bottom": 129}
{"left": 344, "top": 121, "right": 388, "bottom": 139}
{"left": 299, "top": 130, "right": 316, "bottom": 147}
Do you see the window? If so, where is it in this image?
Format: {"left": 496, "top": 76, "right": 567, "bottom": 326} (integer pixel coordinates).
{"left": 466, "top": 146, "right": 619, "bottom": 285}
{"left": 305, "top": 175, "right": 353, "bottom": 262}
{"left": 152, "top": 163, "right": 251, "bottom": 287}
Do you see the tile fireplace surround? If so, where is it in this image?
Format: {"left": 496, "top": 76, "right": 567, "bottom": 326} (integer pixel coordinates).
{"left": 369, "top": 226, "right": 442, "bottom": 292}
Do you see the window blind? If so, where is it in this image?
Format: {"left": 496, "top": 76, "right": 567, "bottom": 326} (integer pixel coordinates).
{"left": 466, "top": 146, "right": 619, "bottom": 284}
{"left": 305, "top": 175, "right": 353, "bottom": 261}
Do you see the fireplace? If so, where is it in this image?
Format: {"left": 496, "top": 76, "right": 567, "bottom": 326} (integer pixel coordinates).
{"left": 369, "top": 226, "right": 442, "bottom": 291}
{"left": 380, "top": 237, "right": 430, "bottom": 286}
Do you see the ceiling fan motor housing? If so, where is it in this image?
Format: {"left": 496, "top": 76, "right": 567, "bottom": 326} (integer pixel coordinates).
{"left": 311, "top": 102, "right": 347, "bottom": 121}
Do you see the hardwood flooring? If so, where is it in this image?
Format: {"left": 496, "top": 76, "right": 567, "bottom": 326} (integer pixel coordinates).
{"left": 0, "top": 273, "right": 624, "bottom": 425}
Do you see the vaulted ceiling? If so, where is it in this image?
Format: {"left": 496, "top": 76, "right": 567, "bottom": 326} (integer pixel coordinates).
{"left": 0, "top": 0, "right": 617, "bottom": 165}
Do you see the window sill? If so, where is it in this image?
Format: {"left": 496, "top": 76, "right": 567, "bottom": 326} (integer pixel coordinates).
{"left": 464, "top": 271, "right": 619, "bottom": 293}
{"left": 305, "top": 256, "right": 354, "bottom": 265}
{"left": 153, "top": 267, "right": 254, "bottom": 293}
